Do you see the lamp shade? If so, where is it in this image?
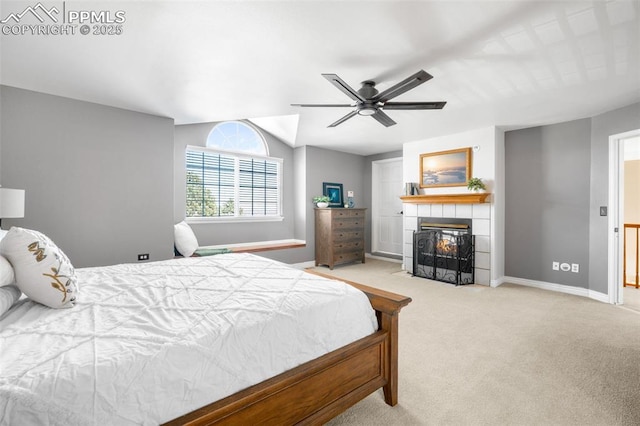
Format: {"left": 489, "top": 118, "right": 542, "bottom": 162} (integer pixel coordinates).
{"left": 0, "top": 188, "right": 25, "bottom": 218}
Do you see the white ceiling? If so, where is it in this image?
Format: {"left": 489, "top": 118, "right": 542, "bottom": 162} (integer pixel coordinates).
{"left": 1, "top": 1, "right": 639, "bottom": 155}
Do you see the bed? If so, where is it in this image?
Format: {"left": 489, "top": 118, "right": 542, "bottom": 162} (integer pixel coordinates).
{"left": 0, "top": 249, "right": 410, "bottom": 425}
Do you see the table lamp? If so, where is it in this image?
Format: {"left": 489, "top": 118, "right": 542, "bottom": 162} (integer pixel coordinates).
{"left": 0, "top": 188, "right": 25, "bottom": 229}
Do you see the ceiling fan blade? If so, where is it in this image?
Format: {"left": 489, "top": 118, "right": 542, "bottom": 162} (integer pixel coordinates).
{"left": 322, "top": 74, "right": 366, "bottom": 103}
{"left": 291, "top": 103, "right": 353, "bottom": 107}
{"left": 383, "top": 101, "right": 446, "bottom": 110}
{"left": 375, "top": 70, "right": 433, "bottom": 103}
{"left": 328, "top": 110, "right": 358, "bottom": 127}
{"left": 371, "top": 110, "right": 397, "bottom": 127}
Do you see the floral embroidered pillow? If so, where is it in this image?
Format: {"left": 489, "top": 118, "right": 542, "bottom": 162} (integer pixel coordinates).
{"left": 0, "top": 227, "right": 77, "bottom": 309}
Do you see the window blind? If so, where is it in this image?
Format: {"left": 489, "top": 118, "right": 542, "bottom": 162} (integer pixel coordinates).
{"left": 186, "top": 148, "right": 281, "bottom": 219}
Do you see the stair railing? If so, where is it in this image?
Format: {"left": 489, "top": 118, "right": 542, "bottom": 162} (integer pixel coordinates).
{"left": 624, "top": 223, "right": 640, "bottom": 289}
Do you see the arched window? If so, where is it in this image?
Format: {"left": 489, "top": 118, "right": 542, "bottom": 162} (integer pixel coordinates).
{"left": 185, "top": 121, "right": 282, "bottom": 221}
{"left": 206, "top": 121, "right": 268, "bottom": 156}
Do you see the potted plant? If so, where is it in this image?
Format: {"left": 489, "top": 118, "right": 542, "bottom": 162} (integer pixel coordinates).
{"left": 313, "top": 195, "right": 330, "bottom": 208}
{"left": 467, "top": 177, "right": 486, "bottom": 192}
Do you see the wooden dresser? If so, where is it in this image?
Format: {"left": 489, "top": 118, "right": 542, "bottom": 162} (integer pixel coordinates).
{"left": 315, "top": 208, "right": 366, "bottom": 269}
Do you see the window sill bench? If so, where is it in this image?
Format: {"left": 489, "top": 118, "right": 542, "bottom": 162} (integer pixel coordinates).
{"left": 218, "top": 239, "right": 306, "bottom": 253}
{"left": 175, "top": 239, "right": 306, "bottom": 258}
{"left": 174, "top": 240, "right": 307, "bottom": 259}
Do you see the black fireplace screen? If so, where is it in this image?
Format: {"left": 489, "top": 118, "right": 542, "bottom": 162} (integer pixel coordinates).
{"left": 413, "top": 230, "right": 475, "bottom": 285}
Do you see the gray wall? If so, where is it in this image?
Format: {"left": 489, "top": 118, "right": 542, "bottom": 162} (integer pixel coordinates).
{"left": 286, "top": 145, "right": 366, "bottom": 264}
{"left": 173, "top": 121, "right": 295, "bottom": 249}
{"left": 260, "top": 145, "right": 367, "bottom": 264}
{"left": 505, "top": 102, "right": 640, "bottom": 294}
{"left": 505, "top": 119, "right": 591, "bottom": 287}
{"left": 0, "top": 86, "right": 175, "bottom": 267}
{"left": 589, "top": 102, "right": 640, "bottom": 293}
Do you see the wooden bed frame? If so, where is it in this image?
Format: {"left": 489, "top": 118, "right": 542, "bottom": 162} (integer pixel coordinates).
{"left": 163, "top": 270, "right": 411, "bottom": 425}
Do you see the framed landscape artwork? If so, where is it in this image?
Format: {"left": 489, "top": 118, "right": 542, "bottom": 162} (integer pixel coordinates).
{"left": 323, "top": 182, "right": 344, "bottom": 207}
{"left": 420, "top": 147, "right": 472, "bottom": 188}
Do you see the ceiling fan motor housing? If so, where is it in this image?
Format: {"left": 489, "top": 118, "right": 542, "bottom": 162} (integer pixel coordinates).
{"left": 357, "top": 81, "right": 379, "bottom": 99}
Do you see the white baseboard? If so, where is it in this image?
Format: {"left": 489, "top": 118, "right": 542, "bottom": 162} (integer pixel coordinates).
{"left": 366, "top": 253, "right": 403, "bottom": 263}
{"left": 588, "top": 290, "right": 610, "bottom": 303}
{"left": 503, "top": 276, "right": 609, "bottom": 303}
{"left": 491, "top": 276, "right": 506, "bottom": 288}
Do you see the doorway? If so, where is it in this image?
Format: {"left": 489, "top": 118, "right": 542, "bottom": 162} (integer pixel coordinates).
{"left": 372, "top": 158, "right": 403, "bottom": 258}
{"left": 608, "top": 129, "right": 640, "bottom": 308}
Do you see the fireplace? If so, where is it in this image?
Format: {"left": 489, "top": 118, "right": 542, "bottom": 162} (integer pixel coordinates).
{"left": 413, "top": 217, "right": 475, "bottom": 285}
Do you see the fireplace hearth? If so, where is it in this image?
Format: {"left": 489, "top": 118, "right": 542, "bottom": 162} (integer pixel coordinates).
{"left": 413, "top": 217, "right": 475, "bottom": 285}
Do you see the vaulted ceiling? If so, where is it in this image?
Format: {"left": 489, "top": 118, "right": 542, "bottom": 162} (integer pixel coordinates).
{"left": 1, "top": 1, "right": 638, "bottom": 155}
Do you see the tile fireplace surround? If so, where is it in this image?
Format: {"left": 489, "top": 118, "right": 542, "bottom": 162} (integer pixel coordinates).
{"left": 402, "top": 198, "right": 492, "bottom": 286}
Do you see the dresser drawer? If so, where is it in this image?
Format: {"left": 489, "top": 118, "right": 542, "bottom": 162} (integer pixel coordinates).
{"left": 333, "top": 250, "right": 364, "bottom": 264}
{"left": 333, "top": 240, "right": 363, "bottom": 253}
{"left": 332, "top": 209, "right": 365, "bottom": 219}
{"left": 332, "top": 218, "right": 364, "bottom": 230}
{"left": 331, "top": 210, "right": 350, "bottom": 218}
{"left": 333, "top": 230, "right": 363, "bottom": 242}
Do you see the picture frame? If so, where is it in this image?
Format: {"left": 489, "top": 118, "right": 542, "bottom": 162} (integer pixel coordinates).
{"left": 323, "top": 182, "right": 344, "bottom": 208}
{"left": 419, "top": 147, "right": 472, "bottom": 188}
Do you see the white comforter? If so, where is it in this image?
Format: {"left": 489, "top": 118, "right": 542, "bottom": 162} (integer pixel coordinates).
{"left": 0, "top": 253, "right": 377, "bottom": 425}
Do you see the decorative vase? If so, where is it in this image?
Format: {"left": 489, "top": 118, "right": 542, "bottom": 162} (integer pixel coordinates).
{"left": 316, "top": 202, "right": 329, "bottom": 208}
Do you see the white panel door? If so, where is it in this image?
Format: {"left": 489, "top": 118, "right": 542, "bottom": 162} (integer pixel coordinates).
{"left": 372, "top": 158, "right": 404, "bottom": 255}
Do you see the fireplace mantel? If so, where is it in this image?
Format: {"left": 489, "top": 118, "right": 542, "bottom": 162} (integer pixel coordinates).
{"left": 400, "top": 193, "right": 490, "bottom": 204}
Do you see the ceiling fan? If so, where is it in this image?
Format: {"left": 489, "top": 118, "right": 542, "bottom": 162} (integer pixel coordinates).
{"left": 292, "top": 70, "right": 446, "bottom": 127}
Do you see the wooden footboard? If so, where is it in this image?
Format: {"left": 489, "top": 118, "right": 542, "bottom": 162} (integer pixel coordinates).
{"left": 164, "top": 272, "right": 411, "bottom": 425}
{"left": 324, "top": 273, "right": 413, "bottom": 407}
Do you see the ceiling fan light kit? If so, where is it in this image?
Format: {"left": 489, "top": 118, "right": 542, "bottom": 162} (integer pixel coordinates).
{"left": 292, "top": 70, "right": 446, "bottom": 127}
{"left": 357, "top": 105, "right": 377, "bottom": 116}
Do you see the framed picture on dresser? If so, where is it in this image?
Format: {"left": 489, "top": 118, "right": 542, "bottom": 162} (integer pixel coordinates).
{"left": 323, "top": 182, "right": 344, "bottom": 207}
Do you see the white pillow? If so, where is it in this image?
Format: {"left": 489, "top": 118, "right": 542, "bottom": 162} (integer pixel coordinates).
{"left": 0, "top": 285, "right": 21, "bottom": 317}
{"left": 0, "top": 227, "right": 77, "bottom": 309}
{"left": 0, "top": 229, "right": 8, "bottom": 241}
{"left": 0, "top": 255, "right": 15, "bottom": 287}
{"left": 174, "top": 221, "right": 199, "bottom": 257}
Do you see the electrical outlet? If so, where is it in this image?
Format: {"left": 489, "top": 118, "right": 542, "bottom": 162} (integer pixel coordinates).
{"left": 552, "top": 261, "right": 559, "bottom": 271}
{"left": 137, "top": 253, "right": 149, "bottom": 261}
{"left": 571, "top": 263, "right": 579, "bottom": 273}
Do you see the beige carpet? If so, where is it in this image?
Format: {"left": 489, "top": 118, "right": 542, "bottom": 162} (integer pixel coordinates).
{"left": 623, "top": 286, "right": 640, "bottom": 313}
{"left": 306, "top": 259, "right": 640, "bottom": 426}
